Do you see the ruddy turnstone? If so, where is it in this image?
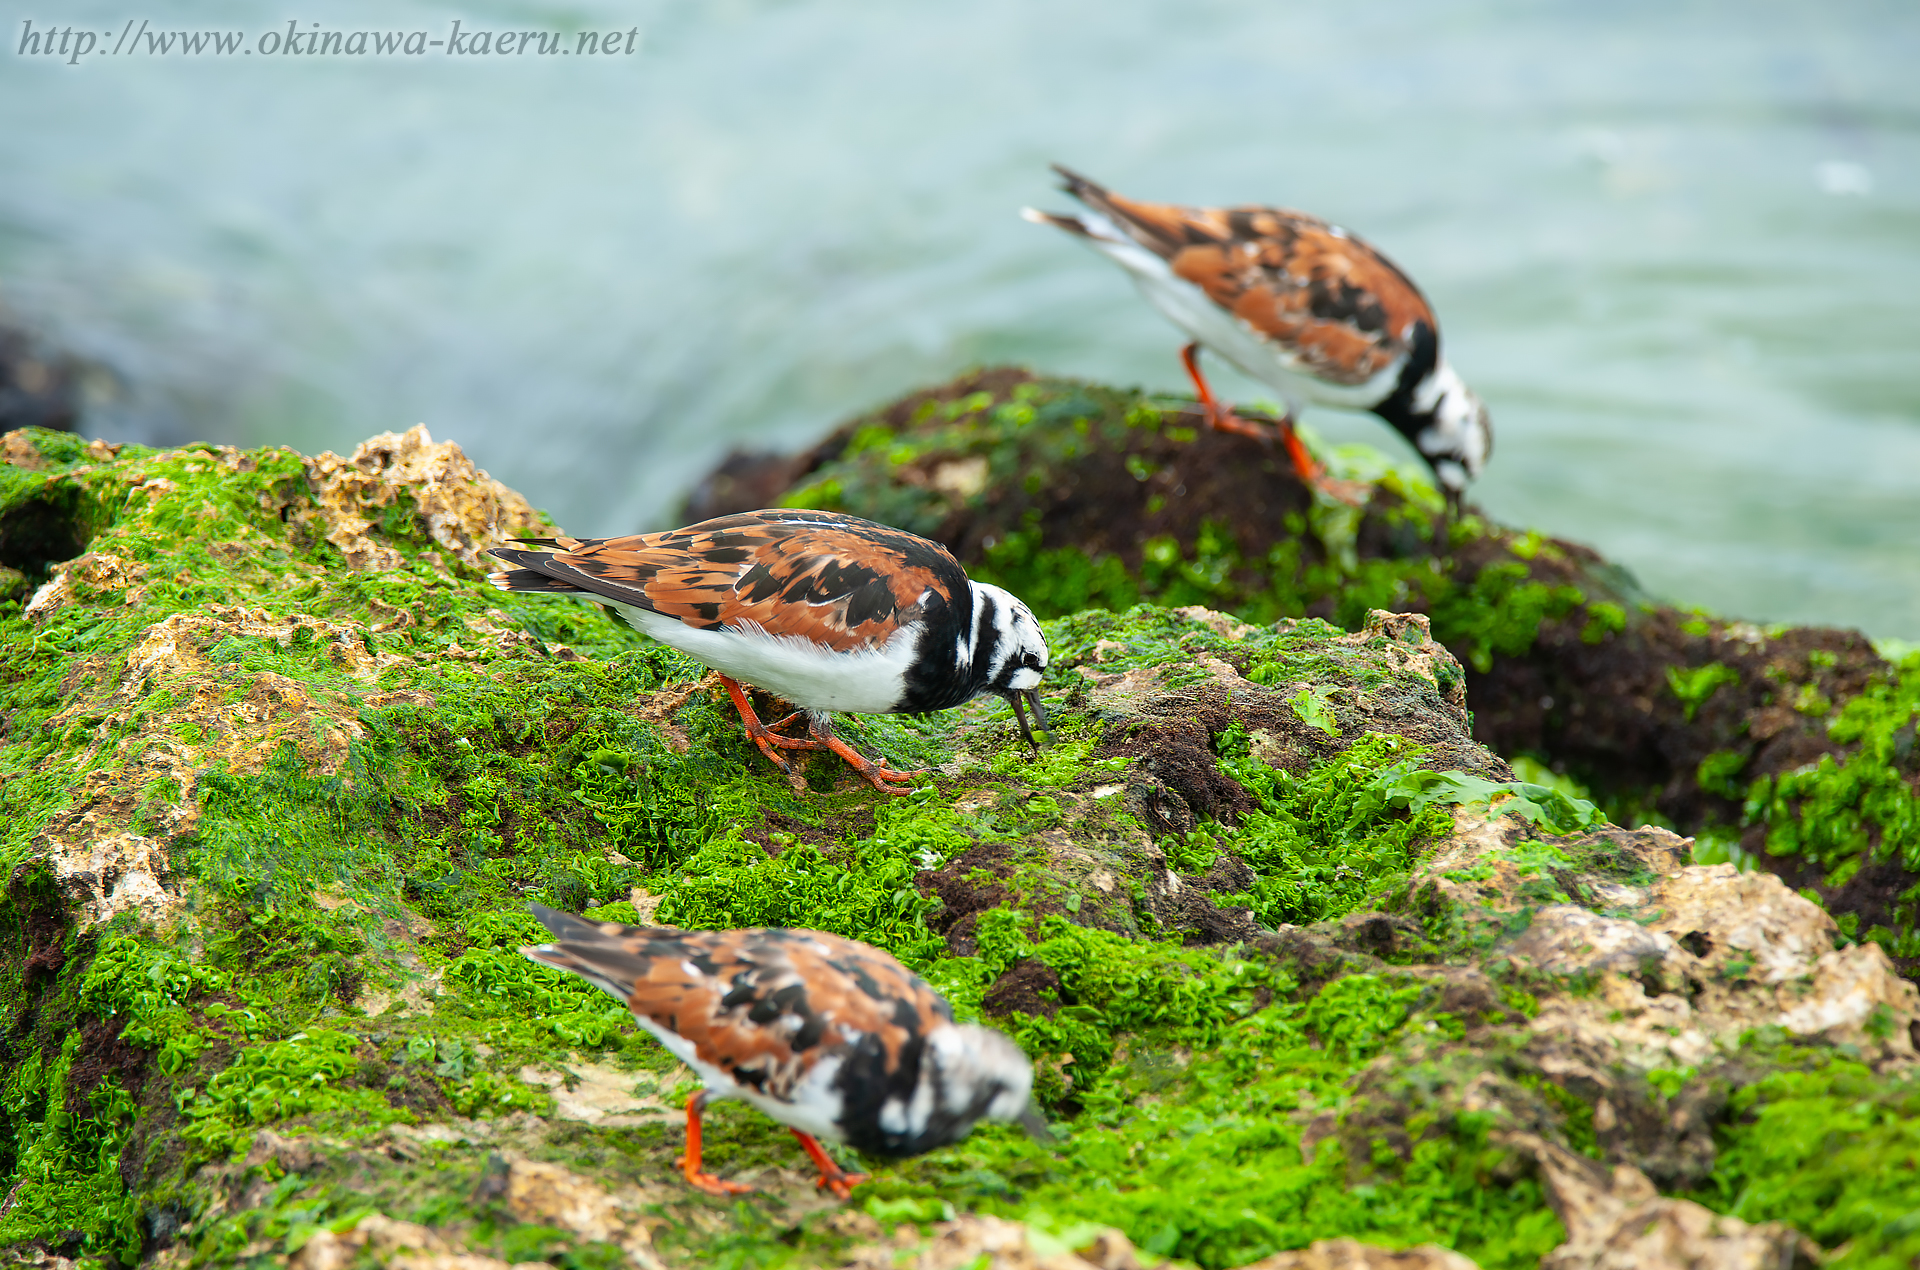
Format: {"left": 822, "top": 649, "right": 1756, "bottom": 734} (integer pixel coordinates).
{"left": 1023, "top": 164, "right": 1493, "bottom": 507}
{"left": 487, "top": 509, "right": 1050, "bottom": 795}
{"left": 521, "top": 904, "right": 1044, "bottom": 1198}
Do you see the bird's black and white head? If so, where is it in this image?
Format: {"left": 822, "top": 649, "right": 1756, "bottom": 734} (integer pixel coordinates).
{"left": 1403, "top": 360, "right": 1493, "bottom": 502}
{"left": 968, "top": 582, "right": 1051, "bottom": 748}
{"left": 861, "top": 1022, "right": 1045, "bottom": 1156}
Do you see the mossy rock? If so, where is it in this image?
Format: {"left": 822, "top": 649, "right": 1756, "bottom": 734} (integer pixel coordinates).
{"left": 3, "top": 424, "right": 1918, "bottom": 1270}
{"left": 692, "top": 368, "right": 1920, "bottom": 981}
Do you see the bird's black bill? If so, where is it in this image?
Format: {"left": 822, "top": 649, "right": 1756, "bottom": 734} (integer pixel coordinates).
{"left": 1007, "top": 688, "right": 1051, "bottom": 752}
{"left": 1016, "top": 1103, "right": 1054, "bottom": 1144}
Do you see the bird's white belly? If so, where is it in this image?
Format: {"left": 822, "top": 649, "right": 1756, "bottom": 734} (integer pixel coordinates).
{"left": 608, "top": 603, "right": 916, "bottom": 714}
{"left": 631, "top": 1014, "right": 850, "bottom": 1142}
{"left": 738, "top": 1053, "right": 849, "bottom": 1142}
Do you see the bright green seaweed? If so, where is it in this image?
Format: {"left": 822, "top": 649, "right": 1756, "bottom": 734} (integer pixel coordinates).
{"left": 1, "top": 422, "right": 1913, "bottom": 1270}
{"left": 1742, "top": 649, "right": 1920, "bottom": 958}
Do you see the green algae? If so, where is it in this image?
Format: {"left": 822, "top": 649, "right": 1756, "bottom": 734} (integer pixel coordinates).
{"left": 1666, "top": 663, "right": 1742, "bottom": 723}
{"left": 0, "top": 431, "right": 743, "bottom": 1258}
{"left": 180, "top": 1030, "right": 407, "bottom": 1156}
{"left": 1579, "top": 601, "right": 1626, "bottom": 645}
{"left": 0, "top": 427, "right": 1522, "bottom": 1266}
{"left": 1742, "top": 647, "right": 1920, "bottom": 957}
{"left": 1696, "top": 748, "right": 1750, "bottom": 801}
{"left": 653, "top": 829, "right": 947, "bottom": 968}
{"left": 2, "top": 422, "right": 1911, "bottom": 1270}
{"left": 1373, "top": 768, "right": 1602, "bottom": 836}
{"left": 783, "top": 372, "right": 1920, "bottom": 969}
{"left": 1427, "top": 560, "right": 1584, "bottom": 676}
{"left": 1, "top": 984, "right": 144, "bottom": 1263}
{"left": 1684, "top": 1045, "right": 1920, "bottom": 1268}
{"left": 1201, "top": 731, "right": 1454, "bottom": 929}
{"left": 875, "top": 926, "right": 1565, "bottom": 1270}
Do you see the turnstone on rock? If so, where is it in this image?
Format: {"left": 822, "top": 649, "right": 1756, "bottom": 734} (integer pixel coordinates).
{"left": 487, "top": 509, "right": 1050, "bottom": 794}
{"left": 1024, "top": 164, "right": 1493, "bottom": 507}
{"left": 521, "top": 904, "right": 1044, "bottom": 1198}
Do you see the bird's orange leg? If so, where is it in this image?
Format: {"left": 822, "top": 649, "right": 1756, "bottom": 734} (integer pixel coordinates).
{"left": 682, "top": 1092, "right": 755, "bottom": 1197}
{"left": 1179, "top": 344, "right": 1369, "bottom": 507}
{"left": 806, "top": 718, "right": 924, "bottom": 796}
{"left": 716, "top": 676, "right": 922, "bottom": 796}
{"left": 1275, "top": 423, "right": 1324, "bottom": 487}
{"left": 718, "top": 675, "right": 814, "bottom": 792}
{"left": 791, "top": 1130, "right": 869, "bottom": 1200}
{"left": 1180, "top": 342, "right": 1280, "bottom": 444}
{"left": 761, "top": 708, "right": 809, "bottom": 736}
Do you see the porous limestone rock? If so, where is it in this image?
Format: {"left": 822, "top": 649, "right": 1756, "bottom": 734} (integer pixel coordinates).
{"left": 300, "top": 423, "right": 543, "bottom": 572}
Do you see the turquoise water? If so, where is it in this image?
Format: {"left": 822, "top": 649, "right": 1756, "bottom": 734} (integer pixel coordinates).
{"left": 2, "top": 0, "right": 1915, "bottom": 636}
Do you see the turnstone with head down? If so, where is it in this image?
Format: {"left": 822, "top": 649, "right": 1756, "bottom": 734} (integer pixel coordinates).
{"left": 487, "top": 508, "right": 1050, "bottom": 794}
{"left": 1024, "top": 164, "right": 1493, "bottom": 508}
{"left": 521, "top": 904, "right": 1044, "bottom": 1198}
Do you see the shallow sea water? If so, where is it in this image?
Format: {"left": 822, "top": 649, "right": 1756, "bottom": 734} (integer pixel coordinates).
{"left": 1, "top": 0, "right": 1915, "bottom": 635}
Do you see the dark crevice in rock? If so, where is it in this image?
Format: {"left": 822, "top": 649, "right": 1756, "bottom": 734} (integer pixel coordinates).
{"left": 62, "top": 1015, "right": 150, "bottom": 1118}
{"left": 0, "top": 481, "right": 93, "bottom": 579}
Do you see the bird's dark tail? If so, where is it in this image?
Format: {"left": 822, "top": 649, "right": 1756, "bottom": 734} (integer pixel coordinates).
{"left": 1023, "top": 163, "right": 1177, "bottom": 257}
{"left": 527, "top": 901, "right": 608, "bottom": 942}
{"left": 1049, "top": 162, "right": 1114, "bottom": 209}
{"left": 487, "top": 544, "right": 585, "bottom": 594}
{"left": 1018, "top": 206, "right": 1092, "bottom": 236}
{"left": 1021, "top": 163, "right": 1130, "bottom": 241}
{"left": 521, "top": 903, "right": 680, "bottom": 1003}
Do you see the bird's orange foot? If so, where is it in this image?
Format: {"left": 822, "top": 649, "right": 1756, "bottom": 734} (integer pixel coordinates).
{"left": 1271, "top": 418, "right": 1370, "bottom": 507}
{"left": 761, "top": 708, "right": 810, "bottom": 737}
{"left": 1180, "top": 342, "right": 1280, "bottom": 444}
{"left": 816, "top": 729, "right": 924, "bottom": 796}
{"left": 1202, "top": 402, "right": 1286, "bottom": 444}
{"left": 681, "top": 1091, "right": 757, "bottom": 1197}
{"left": 717, "top": 677, "right": 825, "bottom": 792}
{"left": 1310, "top": 474, "right": 1372, "bottom": 506}
{"left": 1180, "top": 341, "right": 1286, "bottom": 442}
{"left": 683, "top": 1167, "right": 757, "bottom": 1198}
{"left": 812, "top": 1165, "right": 870, "bottom": 1200}
{"left": 792, "top": 1131, "right": 869, "bottom": 1200}
{"left": 715, "top": 675, "right": 921, "bottom": 796}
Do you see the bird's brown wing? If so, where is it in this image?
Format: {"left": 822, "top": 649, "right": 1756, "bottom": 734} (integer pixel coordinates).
{"left": 522, "top": 907, "right": 952, "bottom": 1103}
{"left": 1056, "top": 166, "right": 1438, "bottom": 386}
{"left": 489, "top": 509, "right": 968, "bottom": 652}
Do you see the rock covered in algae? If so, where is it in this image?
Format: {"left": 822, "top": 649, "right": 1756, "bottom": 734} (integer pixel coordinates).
{"left": 2, "top": 423, "right": 1918, "bottom": 1270}
{"left": 691, "top": 367, "right": 1920, "bottom": 980}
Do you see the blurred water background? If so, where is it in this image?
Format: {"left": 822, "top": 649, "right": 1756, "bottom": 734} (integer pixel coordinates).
{"left": 1, "top": 0, "right": 1915, "bottom": 636}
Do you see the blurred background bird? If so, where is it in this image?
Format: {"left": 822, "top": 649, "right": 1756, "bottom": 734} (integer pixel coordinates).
{"left": 3, "top": 0, "right": 1913, "bottom": 637}
{"left": 1025, "top": 165, "right": 1493, "bottom": 510}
